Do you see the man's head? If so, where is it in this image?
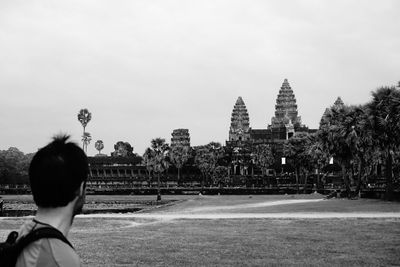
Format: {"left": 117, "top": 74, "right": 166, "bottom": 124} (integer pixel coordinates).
{"left": 29, "top": 135, "right": 88, "bottom": 213}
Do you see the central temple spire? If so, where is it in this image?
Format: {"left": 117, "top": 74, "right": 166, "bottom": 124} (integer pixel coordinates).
{"left": 270, "top": 79, "right": 302, "bottom": 128}
{"left": 229, "top": 96, "right": 250, "bottom": 142}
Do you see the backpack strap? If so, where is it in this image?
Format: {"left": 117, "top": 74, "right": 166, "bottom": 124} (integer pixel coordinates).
{"left": 16, "top": 227, "right": 74, "bottom": 253}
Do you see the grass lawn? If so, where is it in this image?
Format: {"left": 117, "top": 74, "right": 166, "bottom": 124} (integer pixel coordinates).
{"left": 1, "top": 195, "right": 399, "bottom": 266}
{"left": 63, "top": 218, "right": 400, "bottom": 266}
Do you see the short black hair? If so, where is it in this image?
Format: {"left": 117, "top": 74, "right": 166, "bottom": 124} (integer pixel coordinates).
{"left": 29, "top": 135, "right": 88, "bottom": 208}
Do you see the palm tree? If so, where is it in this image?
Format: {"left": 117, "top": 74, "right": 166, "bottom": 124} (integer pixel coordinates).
{"left": 95, "top": 140, "right": 104, "bottom": 155}
{"left": 344, "top": 105, "right": 376, "bottom": 196}
{"left": 77, "top": 109, "right": 92, "bottom": 151}
{"left": 81, "top": 132, "right": 92, "bottom": 153}
{"left": 368, "top": 86, "right": 400, "bottom": 200}
{"left": 147, "top": 138, "right": 170, "bottom": 201}
{"left": 169, "top": 145, "right": 190, "bottom": 185}
{"left": 319, "top": 102, "right": 379, "bottom": 197}
{"left": 319, "top": 104, "right": 357, "bottom": 197}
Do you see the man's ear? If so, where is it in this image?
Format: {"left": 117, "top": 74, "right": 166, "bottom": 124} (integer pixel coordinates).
{"left": 77, "top": 181, "right": 86, "bottom": 197}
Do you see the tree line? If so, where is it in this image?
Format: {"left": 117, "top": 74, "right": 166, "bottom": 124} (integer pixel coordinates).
{"left": 141, "top": 84, "right": 400, "bottom": 200}
{"left": 281, "top": 85, "right": 400, "bottom": 200}
{"left": 0, "top": 147, "right": 34, "bottom": 184}
{"left": 318, "top": 86, "right": 400, "bottom": 200}
{"left": 1, "top": 84, "right": 399, "bottom": 201}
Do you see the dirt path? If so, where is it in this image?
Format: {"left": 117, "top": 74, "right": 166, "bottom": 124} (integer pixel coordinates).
{"left": 2, "top": 198, "right": 399, "bottom": 221}
{"left": 188, "top": 199, "right": 324, "bottom": 212}
{"left": 77, "top": 212, "right": 400, "bottom": 220}
{"left": 75, "top": 198, "right": 400, "bottom": 220}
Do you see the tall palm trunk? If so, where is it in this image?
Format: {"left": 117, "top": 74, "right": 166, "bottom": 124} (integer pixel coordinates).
{"left": 385, "top": 149, "right": 393, "bottom": 200}
{"left": 82, "top": 126, "right": 86, "bottom": 151}
{"left": 147, "top": 170, "right": 151, "bottom": 187}
{"left": 355, "top": 158, "right": 365, "bottom": 197}
{"left": 157, "top": 172, "right": 161, "bottom": 201}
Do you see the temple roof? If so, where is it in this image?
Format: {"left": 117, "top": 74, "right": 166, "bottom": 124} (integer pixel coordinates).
{"left": 231, "top": 96, "right": 249, "bottom": 124}
{"left": 236, "top": 96, "right": 245, "bottom": 105}
{"left": 271, "top": 79, "right": 301, "bottom": 127}
{"left": 281, "top": 79, "right": 290, "bottom": 89}
{"left": 229, "top": 96, "right": 250, "bottom": 141}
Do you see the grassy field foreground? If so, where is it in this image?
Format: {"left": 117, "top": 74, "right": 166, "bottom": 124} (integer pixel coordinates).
{"left": 0, "top": 195, "right": 399, "bottom": 266}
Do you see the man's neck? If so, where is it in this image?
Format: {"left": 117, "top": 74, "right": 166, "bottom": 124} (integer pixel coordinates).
{"left": 34, "top": 204, "right": 74, "bottom": 237}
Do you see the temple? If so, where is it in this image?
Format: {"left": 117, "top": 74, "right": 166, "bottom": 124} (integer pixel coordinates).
{"left": 87, "top": 78, "right": 317, "bottom": 186}
{"left": 226, "top": 79, "right": 315, "bottom": 170}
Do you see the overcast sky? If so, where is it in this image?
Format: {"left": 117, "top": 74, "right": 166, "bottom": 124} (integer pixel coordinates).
{"left": 0, "top": 0, "right": 399, "bottom": 156}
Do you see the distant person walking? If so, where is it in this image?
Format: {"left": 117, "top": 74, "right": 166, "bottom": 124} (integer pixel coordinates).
{"left": 11, "top": 135, "right": 88, "bottom": 267}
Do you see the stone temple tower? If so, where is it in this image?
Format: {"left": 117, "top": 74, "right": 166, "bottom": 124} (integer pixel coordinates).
{"left": 171, "top": 129, "right": 190, "bottom": 148}
{"left": 271, "top": 79, "right": 302, "bottom": 128}
{"left": 229, "top": 96, "right": 251, "bottom": 142}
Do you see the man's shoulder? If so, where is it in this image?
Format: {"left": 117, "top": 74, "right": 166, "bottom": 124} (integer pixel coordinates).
{"left": 16, "top": 221, "right": 80, "bottom": 267}
{"left": 47, "top": 238, "right": 80, "bottom": 266}
{"left": 17, "top": 238, "right": 80, "bottom": 267}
